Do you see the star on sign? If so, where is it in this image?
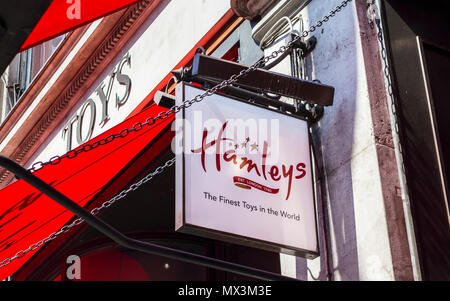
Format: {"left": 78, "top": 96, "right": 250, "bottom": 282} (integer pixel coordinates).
{"left": 250, "top": 142, "right": 259, "bottom": 151}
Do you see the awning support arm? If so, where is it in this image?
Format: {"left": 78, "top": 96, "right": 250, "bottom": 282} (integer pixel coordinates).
{"left": 0, "top": 155, "right": 296, "bottom": 281}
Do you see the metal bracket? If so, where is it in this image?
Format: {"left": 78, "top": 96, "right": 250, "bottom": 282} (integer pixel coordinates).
{"left": 286, "top": 32, "right": 323, "bottom": 124}
{"left": 296, "top": 79, "right": 325, "bottom": 123}
{"left": 171, "top": 53, "right": 329, "bottom": 123}
{"left": 172, "top": 67, "right": 320, "bottom": 122}
{"left": 173, "top": 53, "right": 334, "bottom": 105}
{"left": 262, "top": 33, "right": 317, "bottom": 70}
{"left": 290, "top": 33, "right": 317, "bottom": 58}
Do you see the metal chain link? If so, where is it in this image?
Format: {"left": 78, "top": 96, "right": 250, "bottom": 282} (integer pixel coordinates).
{"left": 0, "top": 157, "right": 176, "bottom": 269}
{"left": 1, "top": 0, "right": 352, "bottom": 270}
{"left": 371, "top": 6, "right": 408, "bottom": 187}
{"left": 370, "top": 2, "right": 423, "bottom": 280}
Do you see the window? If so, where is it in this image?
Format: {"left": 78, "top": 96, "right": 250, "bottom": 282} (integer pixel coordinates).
{"left": 0, "top": 35, "right": 66, "bottom": 123}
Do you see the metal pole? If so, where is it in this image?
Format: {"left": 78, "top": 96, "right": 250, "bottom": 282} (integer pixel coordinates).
{"left": 0, "top": 155, "right": 297, "bottom": 281}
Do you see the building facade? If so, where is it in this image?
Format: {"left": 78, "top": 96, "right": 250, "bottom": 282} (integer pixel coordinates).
{"left": 0, "top": 0, "right": 448, "bottom": 281}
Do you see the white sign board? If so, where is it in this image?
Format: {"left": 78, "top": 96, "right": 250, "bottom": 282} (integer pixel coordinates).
{"left": 175, "top": 83, "right": 318, "bottom": 258}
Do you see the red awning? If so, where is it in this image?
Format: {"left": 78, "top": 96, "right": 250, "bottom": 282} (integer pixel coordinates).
{"left": 20, "top": 0, "right": 143, "bottom": 51}
{"left": 0, "top": 104, "right": 174, "bottom": 280}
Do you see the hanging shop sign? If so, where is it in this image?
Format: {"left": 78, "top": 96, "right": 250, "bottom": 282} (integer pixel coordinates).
{"left": 175, "top": 83, "right": 318, "bottom": 258}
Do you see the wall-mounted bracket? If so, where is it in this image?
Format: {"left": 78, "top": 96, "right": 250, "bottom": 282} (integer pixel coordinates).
{"left": 292, "top": 35, "right": 317, "bottom": 58}
{"left": 171, "top": 54, "right": 332, "bottom": 123}
{"left": 262, "top": 33, "right": 317, "bottom": 70}
{"left": 173, "top": 54, "right": 334, "bottom": 106}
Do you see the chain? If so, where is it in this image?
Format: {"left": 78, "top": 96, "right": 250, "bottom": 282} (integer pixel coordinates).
{"left": 370, "top": 4, "right": 408, "bottom": 189}
{"left": 0, "top": 0, "right": 352, "bottom": 270}
{"left": 370, "top": 1, "right": 423, "bottom": 280}
{"left": 0, "top": 157, "right": 176, "bottom": 269}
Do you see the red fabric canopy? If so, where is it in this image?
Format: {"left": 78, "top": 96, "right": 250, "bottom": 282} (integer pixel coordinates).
{"left": 20, "top": 0, "right": 143, "bottom": 51}
{"left": 0, "top": 104, "right": 174, "bottom": 280}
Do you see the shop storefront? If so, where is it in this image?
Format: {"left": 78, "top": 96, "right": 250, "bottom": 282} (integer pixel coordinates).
{"left": 0, "top": 0, "right": 448, "bottom": 281}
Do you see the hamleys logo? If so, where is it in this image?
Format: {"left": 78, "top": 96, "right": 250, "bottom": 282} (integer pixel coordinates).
{"left": 190, "top": 121, "right": 307, "bottom": 200}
